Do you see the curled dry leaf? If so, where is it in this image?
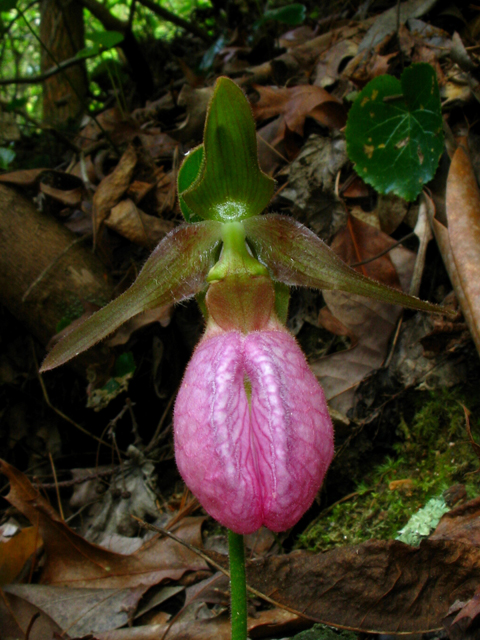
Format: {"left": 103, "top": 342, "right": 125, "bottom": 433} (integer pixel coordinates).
{"left": 94, "top": 604, "right": 301, "bottom": 640}
{"left": 445, "top": 145, "right": 480, "bottom": 356}
{"left": 0, "top": 526, "right": 42, "bottom": 585}
{"left": 0, "top": 168, "right": 49, "bottom": 187}
{"left": 4, "top": 583, "right": 148, "bottom": 637}
{"left": 93, "top": 144, "right": 138, "bottom": 240}
{"left": 251, "top": 84, "right": 346, "bottom": 136}
{"left": 106, "top": 199, "right": 174, "bottom": 248}
{"left": 0, "top": 459, "right": 208, "bottom": 589}
{"left": 170, "top": 85, "right": 214, "bottom": 143}
{"left": 0, "top": 589, "right": 69, "bottom": 640}
{"left": 39, "top": 183, "right": 84, "bottom": 208}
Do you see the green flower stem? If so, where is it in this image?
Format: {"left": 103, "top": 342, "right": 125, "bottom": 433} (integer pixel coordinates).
{"left": 228, "top": 529, "right": 248, "bottom": 640}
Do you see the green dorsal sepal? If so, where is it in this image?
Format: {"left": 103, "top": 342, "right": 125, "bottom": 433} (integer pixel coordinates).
{"left": 180, "top": 78, "right": 275, "bottom": 222}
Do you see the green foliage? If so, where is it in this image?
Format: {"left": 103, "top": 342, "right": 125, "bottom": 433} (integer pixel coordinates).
{"left": 299, "top": 385, "right": 480, "bottom": 552}
{"left": 255, "top": 3, "right": 306, "bottom": 28}
{"left": 87, "top": 30, "right": 124, "bottom": 48}
{"left": 0, "top": 0, "right": 212, "bottom": 125}
{"left": 0, "top": 0, "right": 17, "bottom": 12}
{"left": 345, "top": 63, "right": 444, "bottom": 202}
{"left": 292, "top": 624, "right": 357, "bottom": 640}
{"left": 0, "top": 147, "right": 15, "bottom": 169}
{"left": 87, "top": 352, "right": 136, "bottom": 411}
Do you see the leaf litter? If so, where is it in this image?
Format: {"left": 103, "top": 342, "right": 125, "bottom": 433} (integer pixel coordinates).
{"left": 2, "top": 1, "right": 480, "bottom": 639}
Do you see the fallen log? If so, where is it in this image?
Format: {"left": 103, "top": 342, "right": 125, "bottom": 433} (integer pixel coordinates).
{"left": 0, "top": 183, "right": 113, "bottom": 367}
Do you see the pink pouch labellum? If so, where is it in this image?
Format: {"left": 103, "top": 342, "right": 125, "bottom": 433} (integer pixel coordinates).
{"left": 174, "top": 329, "right": 334, "bottom": 534}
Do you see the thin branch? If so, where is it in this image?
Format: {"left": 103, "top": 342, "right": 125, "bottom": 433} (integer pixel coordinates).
{"left": 0, "top": 51, "right": 97, "bottom": 86}
{"left": 77, "top": 0, "right": 127, "bottom": 33}
{"left": 31, "top": 340, "right": 117, "bottom": 452}
{"left": 349, "top": 232, "right": 416, "bottom": 268}
{"left": 137, "top": 0, "right": 213, "bottom": 43}
{"left": 132, "top": 516, "right": 311, "bottom": 621}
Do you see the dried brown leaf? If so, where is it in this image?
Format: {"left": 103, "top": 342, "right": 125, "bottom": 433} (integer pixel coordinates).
{"left": 251, "top": 85, "right": 346, "bottom": 136}
{"left": 106, "top": 199, "right": 174, "bottom": 248}
{"left": 207, "top": 537, "right": 480, "bottom": 634}
{"left": 0, "top": 526, "right": 42, "bottom": 585}
{"left": 39, "top": 183, "right": 83, "bottom": 207}
{"left": 311, "top": 216, "right": 414, "bottom": 413}
{"left": 431, "top": 496, "right": 480, "bottom": 547}
{"left": 93, "top": 144, "right": 137, "bottom": 240}
{"left": 94, "top": 605, "right": 301, "bottom": 640}
{"left": 0, "top": 459, "right": 208, "bottom": 589}
{"left": 0, "top": 588, "right": 69, "bottom": 640}
{"left": 445, "top": 145, "right": 480, "bottom": 355}
{"left": 0, "top": 168, "right": 48, "bottom": 187}
{"left": 4, "top": 584, "right": 147, "bottom": 637}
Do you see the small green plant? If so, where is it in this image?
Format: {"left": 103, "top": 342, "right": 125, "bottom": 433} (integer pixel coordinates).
{"left": 345, "top": 63, "right": 444, "bottom": 201}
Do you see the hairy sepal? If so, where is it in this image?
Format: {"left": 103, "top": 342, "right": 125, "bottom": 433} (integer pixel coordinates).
{"left": 40, "top": 221, "right": 223, "bottom": 371}
{"left": 174, "top": 328, "right": 334, "bottom": 534}
{"left": 244, "top": 214, "right": 453, "bottom": 316}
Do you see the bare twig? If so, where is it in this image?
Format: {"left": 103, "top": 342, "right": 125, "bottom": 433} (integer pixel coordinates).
{"left": 48, "top": 452, "right": 64, "bottom": 520}
{"left": 137, "top": 0, "right": 212, "bottom": 43}
{"left": 132, "top": 516, "right": 310, "bottom": 623}
{"left": 35, "top": 467, "right": 116, "bottom": 489}
{"left": 31, "top": 341, "right": 116, "bottom": 452}
{"left": 349, "top": 232, "right": 416, "bottom": 268}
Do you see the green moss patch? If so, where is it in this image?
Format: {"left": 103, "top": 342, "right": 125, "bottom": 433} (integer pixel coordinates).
{"left": 299, "top": 385, "right": 480, "bottom": 552}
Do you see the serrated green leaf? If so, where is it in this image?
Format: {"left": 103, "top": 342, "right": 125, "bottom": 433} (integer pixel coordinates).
{"left": 86, "top": 30, "right": 124, "bottom": 48}
{"left": 244, "top": 214, "right": 453, "bottom": 316}
{"left": 41, "top": 222, "right": 222, "bottom": 371}
{"left": 178, "top": 145, "right": 204, "bottom": 223}
{"left": 345, "top": 63, "right": 444, "bottom": 201}
{"left": 181, "top": 77, "right": 275, "bottom": 222}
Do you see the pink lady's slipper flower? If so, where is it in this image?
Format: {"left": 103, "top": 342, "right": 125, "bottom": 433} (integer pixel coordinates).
{"left": 174, "top": 324, "right": 334, "bottom": 535}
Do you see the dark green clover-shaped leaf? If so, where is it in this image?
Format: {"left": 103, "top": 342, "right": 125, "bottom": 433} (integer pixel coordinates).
{"left": 345, "top": 63, "right": 444, "bottom": 202}
{"left": 40, "top": 222, "right": 222, "bottom": 371}
{"left": 181, "top": 77, "right": 275, "bottom": 222}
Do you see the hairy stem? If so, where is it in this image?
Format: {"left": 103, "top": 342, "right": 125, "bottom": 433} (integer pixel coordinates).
{"left": 228, "top": 530, "right": 247, "bottom": 640}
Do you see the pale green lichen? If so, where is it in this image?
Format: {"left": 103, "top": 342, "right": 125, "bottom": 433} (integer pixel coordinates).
{"left": 396, "top": 496, "right": 449, "bottom": 546}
